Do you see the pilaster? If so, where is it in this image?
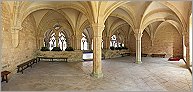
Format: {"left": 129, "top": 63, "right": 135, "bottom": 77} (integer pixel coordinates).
{"left": 11, "top": 26, "right": 23, "bottom": 48}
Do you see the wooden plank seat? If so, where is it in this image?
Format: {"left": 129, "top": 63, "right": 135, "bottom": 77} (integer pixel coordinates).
{"left": 120, "top": 53, "right": 130, "bottom": 57}
{"left": 51, "top": 57, "right": 68, "bottom": 62}
{"left": 130, "top": 53, "right": 136, "bottom": 56}
{"left": 151, "top": 54, "right": 166, "bottom": 58}
{"left": 37, "top": 56, "right": 68, "bottom": 62}
{"left": 17, "top": 58, "right": 37, "bottom": 74}
{"left": 142, "top": 54, "right": 148, "bottom": 57}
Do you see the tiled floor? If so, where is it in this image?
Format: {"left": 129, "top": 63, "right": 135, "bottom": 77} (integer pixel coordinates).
{"left": 1, "top": 56, "right": 192, "bottom": 91}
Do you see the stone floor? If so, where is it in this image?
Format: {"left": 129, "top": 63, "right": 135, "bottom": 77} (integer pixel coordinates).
{"left": 1, "top": 56, "right": 192, "bottom": 91}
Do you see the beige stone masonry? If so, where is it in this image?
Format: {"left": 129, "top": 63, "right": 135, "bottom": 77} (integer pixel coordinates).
{"left": 37, "top": 51, "right": 83, "bottom": 62}
{"left": 102, "top": 49, "right": 129, "bottom": 59}
{"left": 134, "top": 30, "right": 143, "bottom": 64}
{"left": 11, "top": 26, "right": 22, "bottom": 48}
{"left": 91, "top": 23, "right": 105, "bottom": 78}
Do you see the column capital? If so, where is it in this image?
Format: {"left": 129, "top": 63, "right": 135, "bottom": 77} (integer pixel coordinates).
{"left": 11, "top": 26, "right": 23, "bottom": 33}
{"left": 91, "top": 23, "right": 105, "bottom": 28}
{"left": 76, "top": 35, "right": 83, "bottom": 39}
{"left": 102, "top": 35, "right": 108, "bottom": 39}
{"left": 134, "top": 28, "right": 142, "bottom": 32}
{"left": 134, "top": 33, "right": 143, "bottom": 40}
{"left": 91, "top": 23, "right": 105, "bottom": 37}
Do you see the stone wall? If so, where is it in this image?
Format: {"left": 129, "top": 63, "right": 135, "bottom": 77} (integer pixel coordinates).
{"left": 129, "top": 31, "right": 136, "bottom": 53}
{"left": 141, "top": 31, "right": 152, "bottom": 55}
{"left": 129, "top": 23, "right": 183, "bottom": 58}
{"left": 151, "top": 23, "right": 183, "bottom": 57}
{"left": 2, "top": 15, "right": 37, "bottom": 72}
{"left": 37, "top": 50, "right": 83, "bottom": 62}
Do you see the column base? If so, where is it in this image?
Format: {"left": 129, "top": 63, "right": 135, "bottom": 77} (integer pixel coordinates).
{"left": 90, "top": 72, "right": 103, "bottom": 78}
{"left": 135, "top": 60, "right": 142, "bottom": 64}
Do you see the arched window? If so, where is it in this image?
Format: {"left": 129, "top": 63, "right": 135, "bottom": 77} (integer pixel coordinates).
{"left": 110, "top": 35, "right": 117, "bottom": 47}
{"left": 81, "top": 33, "right": 88, "bottom": 50}
{"left": 59, "top": 32, "right": 67, "bottom": 50}
{"left": 110, "top": 35, "right": 124, "bottom": 47}
{"left": 49, "top": 33, "right": 56, "bottom": 50}
{"left": 48, "top": 32, "right": 67, "bottom": 51}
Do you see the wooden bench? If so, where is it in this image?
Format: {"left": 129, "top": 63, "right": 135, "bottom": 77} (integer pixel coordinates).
{"left": 120, "top": 52, "right": 130, "bottom": 57}
{"left": 130, "top": 53, "right": 136, "bottom": 56}
{"left": 142, "top": 54, "right": 148, "bottom": 57}
{"left": 1, "top": 71, "right": 11, "bottom": 83}
{"left": 151, "top": 54, "right": 166, "bottom": 58}
{"left": 37, "top": 57, "right": 68, "bottom": 62}
{"left": 17, "top": 58, "right": 37, "bottom": 74}
{"left": 52, "top": 57, "right": 68, "bottom": 62}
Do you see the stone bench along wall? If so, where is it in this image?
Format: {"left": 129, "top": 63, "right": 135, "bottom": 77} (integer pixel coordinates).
{"left": 37, "top": 50, "right": 83, "bottom": 62}
{"left": 102, "top": 50, "right": 129, "bottom": 59}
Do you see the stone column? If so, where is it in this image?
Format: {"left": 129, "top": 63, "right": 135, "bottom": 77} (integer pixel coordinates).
{"left": 55, "top": 31, "right": 59, "bottom": 47}
{"left": 44, "top": 38, "right": 50, "bottom": 48}
{"left": 11, "top": 26, "right": 22, "bottom": 48}
{"left": 70, "top": 36, "right": 75, "bottom": 49}
{"left": 66, "top": 39, "right": 71, "bottom": 47}
{"left": 88, "top": 42, "right": 91, "bottom": 50}
{"left": 74, "top": 35, "right": 82, "bottom": 50}
{"left": 185, "top": 32, "right": 190, "bottom": 67}
{"left": 151, "top": 38, "right": 154, "bottom": 46}
{"left": 91, "top": 23, "right": 105, "bottom": 78}
{"left": 39, "top": 37, "right": 44, "bottom": 49}
{"left": 124, "top": 37, "right": 128, "bottom": 48}
{"left": 103, "top": 36, "right": 110, "bottom": 50}
{"left": 134, "top": 31, "right": 143, "bottom": 64}
{"left": 88, "top": 38, "right": 93, "bottom": 50}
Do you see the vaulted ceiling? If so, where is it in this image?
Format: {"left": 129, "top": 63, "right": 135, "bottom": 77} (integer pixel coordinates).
{"left": 2, "top": 1, "right": 192, "bottom": 40}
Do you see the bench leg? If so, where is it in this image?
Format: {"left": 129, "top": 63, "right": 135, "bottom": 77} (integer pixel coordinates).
{"left": 17, "top": 68, "right": 20, "bottom": 73}
{"left": 30, "top": 64, "right": 32, "bottom": 68}
{"left": 38, "top": 58, "right": 40, "bottom": 62}
{"left": 1, "top": 76, "right": 4, "bottom": 82}
{"left": 29, "top": 62, "right": 34, "bottom": 68}
{"left": 5, "top": 75, "right": 8, "bottom": 83}
{"left": 21, "top": 67, "right": 23, "bottom": 74}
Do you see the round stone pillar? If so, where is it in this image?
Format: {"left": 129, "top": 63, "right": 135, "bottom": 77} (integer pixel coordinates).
{"left": 184, "top": 32, "right": 190, "bottom": 67}
{"left": 74, "top": 35, "right": 82, "bottom": 50}
{"left": 88, "top": 42, "right": 92, "bottom": 50}
{"left": 39, "top": 37, "right": 44, "bottom": 49}
{"left": 91, "top": 23, "right": 105, "bottom": 78}
{"left": 103, "top": 36, "right": 110, "bottom": 50}
{"left": 134, "top": 31, "right": 143, "bottom": 64}
{"left": 55, "top": 31, "right": 59, "bottom": 47}
{"left": 124, "top": 37, "right": 128, "bottom": 48}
